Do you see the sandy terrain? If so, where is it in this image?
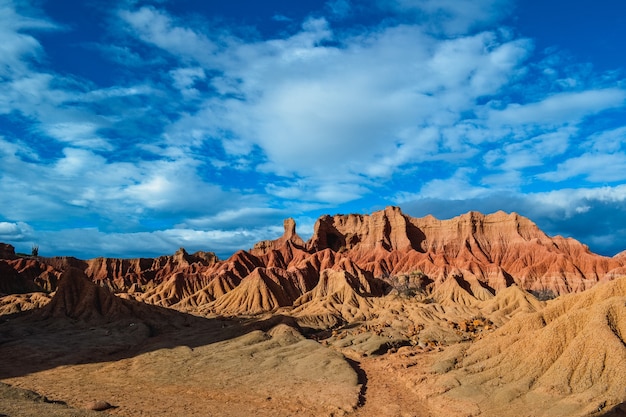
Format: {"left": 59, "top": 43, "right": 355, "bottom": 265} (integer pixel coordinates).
{"left": 0, "top": 311, "right": 360, "bottom": 417}
{"left": 2, "top": 317, "right": 625, "bottom": 417}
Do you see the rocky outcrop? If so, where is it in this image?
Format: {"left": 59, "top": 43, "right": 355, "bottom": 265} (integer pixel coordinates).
{"left": 307, "top": 206, "right": 419, "bottom": 253}
{"left": 0, "top": 258, "right": 61, "bottom": 294}
{"left": 84, "top": 248, "right": 218, "bottom": 292}
{"left": 292, "top": 264, "right": 384, "bottom": 327}
{"left": 0, "top": 243, "right": 16, "bottom": 260}
{"left": 306, "top": 208, "right": 624, "bottom": 296}
{"left": 250, "top": 218, "right": 305, "bottom": 256}
{"left": 0, "top": 245, "right": 62, "bottom": 295}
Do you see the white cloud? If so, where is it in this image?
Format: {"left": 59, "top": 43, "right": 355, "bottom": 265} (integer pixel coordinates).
{"left": 487, "top": 89, "right": 626, "bottom": 127}
{"left": 0, "top": 73, "right": 53, "bottom": 115}
{"left": 326, "top": 0, "right": 352, "bottom": 19}
{"left": 45, "top": 122, "right": 113, "bottom": 150}
{"left": 535, "top": 126, "right": 626, "bottom": 183}
{"left": 33, "top": 226, "right": 286, "bottom": 259}
{"left": 116, "top": 3, "right": 626, "bottom": 210}
{"left": 182, "top": 207, "right": 287, "bottom": 229}
{"left": 383, "top": 0, "right": 513, "bottom": 35}
{"left": 0, "top": 135, "right": 245, "bottom": 227}
{"left": 427, "top": 32, "right": 531, "bottom": 98}
{"left": 0, "top": 3, "right": 249, "bottom": 229}
{"left": 266, "top": 180, "right": 369, "bottom": 205}
{"left": 0, "top": 221, "right": 33, "bottom": 241}
{"left": 586, "top": 126, "right": 626, "bottom": 153}
{"left": 529, "top": 185, "right": 626, "bottom": 216}
{"left": 53, "top": 147, "right": 107, "bottom": 177}
{"left": 0, "top": 136, "right": 39, "bottom": 165}
{"left": 77, "top": 84, "right": 155, "bottom": 102}
{"left": 118, "top": 6, "right": 218, "bottom": 65}
{"left": 153, "top": 21, "right": 533, "bottom": 200}
{"left": 479, "top": 169, "right": 524, "bottom": 188}
{"left": 539, "top": 153, "right": 626, "bottom": 183}
{"left": 417, "top": 168, "right": 491, "bottom": 200}
{"left": 122, "top": 166, "right": 234, "bottom": 213}
{"left": 170, "top": 67, "right": 205, "bottom": 98}
{"left": 0, "top": 0, "right": 57, "bottom": 77}
{"left": 484, "top": 127, "right": 574, "bottom": 171}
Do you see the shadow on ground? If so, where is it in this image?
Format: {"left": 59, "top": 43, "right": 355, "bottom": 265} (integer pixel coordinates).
{"left": 0, "top": 268, "right": 299, "bottom": 380}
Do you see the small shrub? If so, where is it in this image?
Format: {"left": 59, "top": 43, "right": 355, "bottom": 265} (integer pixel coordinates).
{"left": 530, "top": 289, "right": 558, "bottom": 301}
{"left": 386, "top": 273, "right": 430, "bottom": 298}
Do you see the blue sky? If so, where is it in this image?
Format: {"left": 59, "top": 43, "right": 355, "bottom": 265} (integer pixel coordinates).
{"left": 1, "top": 0, "right": 626, "bottom": 259}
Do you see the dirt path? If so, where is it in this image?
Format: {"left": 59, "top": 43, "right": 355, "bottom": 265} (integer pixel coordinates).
{"left": 347, "top": 353, "right": 433, "bottom": 417}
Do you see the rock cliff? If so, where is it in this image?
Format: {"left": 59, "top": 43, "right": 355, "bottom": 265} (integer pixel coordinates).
{"left": 305, "top": 207, "right": 622, "bottom": 296}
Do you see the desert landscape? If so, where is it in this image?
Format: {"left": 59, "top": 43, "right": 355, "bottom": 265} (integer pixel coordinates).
{"left": 1, "top": 207, "right": 625, "bottom": 417}
{"left": 3, "top": 0, "right": 626, "bottom": 415}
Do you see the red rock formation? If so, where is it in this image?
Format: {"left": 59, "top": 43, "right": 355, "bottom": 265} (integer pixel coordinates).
{"left": 84, "top": 248, "right": 218, "bottom": 291}
{"left": 0, "top": 258, "right": 61, "bottom": 294}
{"left": 0, "top": 206, "right": 624, "bottom": 318}
{"left": 250, "top": 218, "right": 305, "bottom": 256}
{"left": 306, "top": 208, "right": 624, "bottom": 296}
{"left": 0, "top": 244, "right": 63, "bottom": 294}
{"left": 0, "top": 243, "right": 16, "bottom": 260}
{"left": 308, "top": 206, "right": 418, "bottom": 253}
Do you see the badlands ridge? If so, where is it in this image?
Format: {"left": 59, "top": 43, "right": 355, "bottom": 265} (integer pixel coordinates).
{"left": 0, "top": 207, "right": 625, "bottom": 416}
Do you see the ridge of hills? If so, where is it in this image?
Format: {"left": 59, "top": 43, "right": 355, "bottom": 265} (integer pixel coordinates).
{"left": 1, "top": 207, "right": 624, "bottom": 321}
{"left": 404, "top": 276, "right": 626, "bottom": 417}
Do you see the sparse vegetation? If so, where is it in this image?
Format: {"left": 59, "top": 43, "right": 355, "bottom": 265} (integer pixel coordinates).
{"left": 31, "top": 244, "right": 39, "bottom": 257}
{"left": 386, "top": 270, "right": 430, "bottom": 298}
{"left": 530, "top": 289, "right": 558, "bottom": 301}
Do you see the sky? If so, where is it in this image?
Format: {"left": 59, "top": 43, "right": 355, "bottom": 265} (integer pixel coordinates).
{"left": 1, "top": 0, "right": 626, "bottom": 260}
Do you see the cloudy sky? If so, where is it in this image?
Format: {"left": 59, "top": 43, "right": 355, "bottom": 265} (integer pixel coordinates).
{"left": 1, "top": 0, "right": 626, "bottom": 259}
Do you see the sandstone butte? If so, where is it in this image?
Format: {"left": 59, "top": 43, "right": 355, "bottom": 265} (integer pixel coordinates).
{"left": 1, "top": 207, "right": 625, "bottom": 319}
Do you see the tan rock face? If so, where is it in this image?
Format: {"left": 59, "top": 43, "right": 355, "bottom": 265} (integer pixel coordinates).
{"left": 433, "top": 276, "right": 626, "bottom": 417}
